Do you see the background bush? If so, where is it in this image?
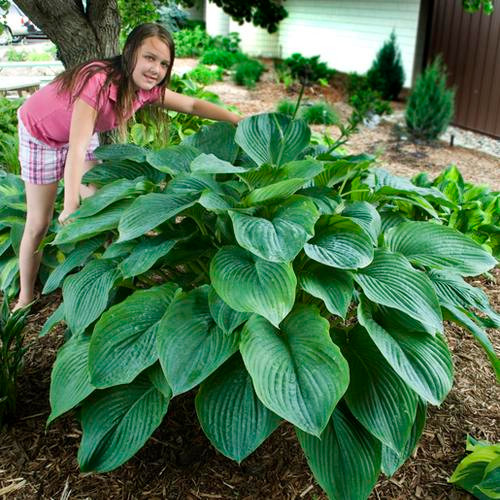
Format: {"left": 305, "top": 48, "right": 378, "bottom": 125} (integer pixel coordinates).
{"left": 405, "top": 57, "right": 455, "bottom": 140}
{"left": 233, "top": 59, "right": 265, "bottom": 88}
{"left": 185, "top": 64, "right": 224, "bottom": 86}
{"left": 276, "top": 99, "right": 296, "bottom": 117}
{"left": 280, "top": 53, "right": 336, "bottom": 85}
{"left": 367, "top": 31, "right": 405, "bottom": 100}
{"left": 300, "top": 101, "right": 340, "bottom": 125}
{"left": 201, "top": 48, "right": 247, "bottom": 69}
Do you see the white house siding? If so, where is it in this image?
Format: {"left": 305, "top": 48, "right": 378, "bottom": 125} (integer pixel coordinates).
{"left": 229, "top": 19, "right": 281, "bottom": 58}
{"left": 205, "top": 0, "right": 230, "bottom": 37}
{"left": 278, "top": 0, "right": 421, "bottom": 87}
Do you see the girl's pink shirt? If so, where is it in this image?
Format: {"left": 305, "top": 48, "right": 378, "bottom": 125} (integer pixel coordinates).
{"left": 18, "top": 69, "right": 163, "bottom": 148}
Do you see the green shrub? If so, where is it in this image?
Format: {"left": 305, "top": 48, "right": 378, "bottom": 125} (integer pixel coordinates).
{"left": 233, "top": 59, "right": 265, "bottom": 88}
{"left": 26, "top": 51, "right": 53, "bottom": 62}
{"left": 0, "top": 297, "right": 30, "bottom": 426}
{"left": 185, "top": 64, "right": 224, "bottom": 86}
{"left": 412, "top": 165, "right": 500, "bottom": 258}
{"left": 406, "top": 57, "right": 455, "bottom": 140}
{"left": 172, "top": 25, "right": 213, "bottom": 57}
{"left": 300, "top": 101, "right": 340, "bottom": 125}
{"left": 276, "top": 99, "right": 296, "bottom": 117}
{"left": 6, "top": 48, "right": 28, "bottom": 62}
{"left": 367, "top": 31, "right": 405, "bottom": 100}
{"left": 0, "top": 98, "right": 22, "bottom": 175}
{"left": 349, "top": 88, "right": 392, "bottom": 123}
{"left": 282, "top": 53, "right": 336, "bottom": 84}
{"left": 201, "top": 48, "right": 246, "bottom": 69}
{"left": 212, "top": 32, "right": 241, "bottom": 53}
{"left": 449, "top": 436, "right": 500, "bottom": 499}
{"left": 37, "top": 113, "right": 499, "bottom": 500}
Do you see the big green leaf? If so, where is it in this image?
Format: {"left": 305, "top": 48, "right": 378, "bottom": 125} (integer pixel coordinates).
{"left": 240, "top": 308, "right": 349, "bottom": 436}
{"left": 43, "top": 235, "right": 107, "bottom": 294}
{"left": 78, "top": 374, "right": 170, "bottom": 473}
{"left": 184, "top": 121, "right": 239, "bottom": 163}
{"left": 146, "top": 144, "right": 200, "bottom": 175}
{"left": 299, "top": 262, "right": 354, "bottom": 319}
{"left": 88, "top": 284, "right": 179, "bottom": 388}
{"left": 244, "top": 178, "right": 307, "bottom": 206}
{"left": 340, "top": 326, "right": 418, "bottom": 452}
{"left": 195, "top": 354, "right": 281, "bottom": 462}
{"left": 94, "top": 144, "right": 147, "bottom": 162}
{"left": 119, "top": 235, "right": 177, "bottom": 278}
{"left": 358, "top": 298, "right": 453, "bottom": 405}
{"left": 382, "top": 399, "right": 427, "bottom": 477}
{"left": 117, "top": 192, "right": 196, "bottom": 242}
{"left": 39, "top": 303, "right": 65, "bottom": 337}
{"left": 235, "top": 113, "right": 310, "bottom": 167}
{"left": 210, "top": 246, "right": 296, "bottom": 327}
{"left": 62, "top": 259, "right": 120, "bottom": 335}
{"left": 48, "top": 333, "right": 94, "bottom": 424}
{"left": 53, "top": 200, "right": 133, "bottom": 245}
{"left": 342, "top": 202, "right": 381, "bottom": 246}
{"left": 230, "top": 196, "right": 319, "bottom": 263}
{"left": 353, "top": 249, "right": 443, "bottom": 335}
{"left": 208, "top": 287, "right": 251, "bottom": 335}
{"left": 386, "top": 221, "right": 497, "bottom": 276}
{"left": 296, "top": 403, "right": 381, "bottom": 500}
{"left": 191, "top": 153, "right": 250, "bottom": 174}
{"left": 157, "top": 285, "right": 240, "bottom": 396}
{"left": 82, "top": 160, "right": 164, "bottom": 186}
{"left": 73, "top": 178, "right": 151, "bottom": 218}
{"left": 304, "top": 217, "right": 374, "bottom": 270}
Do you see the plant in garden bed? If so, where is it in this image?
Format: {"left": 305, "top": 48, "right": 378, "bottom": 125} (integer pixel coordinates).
{"left": 41, "top": 113, "right": 498, "bottom": 498}
{"left": 233, "top": 59, "right": 265, "bottom": 88}
{"left": 185, "top": 64, "right": 224, "bottom": 86}
{"left": 413, "top": 165, "right": 500, "bottom": 258}
{"left": 0, "top": 296, "right": 30, "bottom": 427}
{"left": 449, "top": 435, "right": 500, "bottom": 499}
{"left": 300, "top": 101, "right": 340, "bottom": 125}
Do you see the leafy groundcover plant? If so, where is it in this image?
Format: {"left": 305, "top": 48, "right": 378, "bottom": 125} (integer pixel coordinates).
{"left": 43, "top": 113, "right": 499, "bottom": 499}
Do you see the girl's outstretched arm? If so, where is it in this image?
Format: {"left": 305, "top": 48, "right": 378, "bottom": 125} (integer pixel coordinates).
{"left": 160, "top": 88, "right": 241, "bottom": 125}
{"left": 60, "top": 98, "right": 98, "bottom": 224}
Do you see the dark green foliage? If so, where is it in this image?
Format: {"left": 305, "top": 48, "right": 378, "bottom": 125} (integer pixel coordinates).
{"left": 367, "top": 31, "right": 405, "bottom": 100}
{"left": 173, "top": 25, "right": 214, "bottom": 57}
{"left": 300, "top": 101, "right": 340, "bottom": 125}
{"left": 179, "top": 0, "right": 288, "bottom": 33}
{"left": 281, "top": 53, "right": 336, "bottom": 85}
{"left": 0, "top": 98, "right": 22, "bottom": 174}
{"left": 185, "top": 64, "right": 224, "bottom": 86}
{"left": 201, "top": 48, "right": 247, "bottom": 69}
{"left": 349, "top": 88, "right": 392, "bottom": 123}
{"left": 233, "top": 59, "right": 265, "bottom": 88}
{"left": 406, "top": 57, "right": 455, "bottom": 140}
{"left": 157, "top": 1, "right": 190, "bottom": 32}
{"left": 0, "top": 297, "right": 30, "bottom": 426}
{"left": 276, "top": 99, "right": 295, "bottom": 117}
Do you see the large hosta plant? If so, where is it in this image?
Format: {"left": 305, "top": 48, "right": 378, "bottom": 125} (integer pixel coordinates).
{"left": 44, "top": 113, "right": 499, "bottom": 499}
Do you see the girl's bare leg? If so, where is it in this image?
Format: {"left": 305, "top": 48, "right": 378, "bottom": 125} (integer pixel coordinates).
{"left": 14, "top": 182, "right": 58, "bottom": 310}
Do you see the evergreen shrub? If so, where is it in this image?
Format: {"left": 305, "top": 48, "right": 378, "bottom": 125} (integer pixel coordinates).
{"left": 233, "top": 59, "right": 265, "bottom": 88}
{"left": 300, "top": 101, "right": 340, "bottom": 125}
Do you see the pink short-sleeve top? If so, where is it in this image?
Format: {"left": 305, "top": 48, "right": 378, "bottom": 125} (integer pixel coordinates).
{"left": 19, "top": 66, "right": 163, "bottom": 148}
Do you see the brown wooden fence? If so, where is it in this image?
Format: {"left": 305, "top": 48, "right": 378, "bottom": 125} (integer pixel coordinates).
{"left": 426, "top": 0, "right": 500, "bottom": 138}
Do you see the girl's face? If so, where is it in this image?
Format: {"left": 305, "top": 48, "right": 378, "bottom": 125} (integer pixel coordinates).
{"left": 132, "top": 36, "right": 171, "bottom": 90}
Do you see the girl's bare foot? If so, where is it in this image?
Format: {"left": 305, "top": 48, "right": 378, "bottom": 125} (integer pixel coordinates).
{"left": 12, "top": 297, "right": 34, "bottom": 312}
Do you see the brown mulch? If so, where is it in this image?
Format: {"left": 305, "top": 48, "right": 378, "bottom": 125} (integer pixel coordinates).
{"left": 1, "top": 62, "right": 499, "bottom": 500}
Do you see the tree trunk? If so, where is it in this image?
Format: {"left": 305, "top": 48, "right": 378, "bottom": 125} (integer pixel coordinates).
{"left": 13, "top": 0, "right": 121, "bottom": 68}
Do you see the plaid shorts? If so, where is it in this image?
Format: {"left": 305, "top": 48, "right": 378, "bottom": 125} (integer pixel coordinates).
{"left": 18, "top": 114, "right": 99, "bottom": 185}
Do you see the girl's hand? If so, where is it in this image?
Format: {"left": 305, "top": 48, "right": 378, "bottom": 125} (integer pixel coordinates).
{"left": 58, "top": 205, "right": 78, "bottom": 225}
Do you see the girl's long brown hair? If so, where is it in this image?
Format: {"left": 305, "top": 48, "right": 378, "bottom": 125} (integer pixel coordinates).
{"left": 54, "top": 23, "right": 175, "bottom": 135}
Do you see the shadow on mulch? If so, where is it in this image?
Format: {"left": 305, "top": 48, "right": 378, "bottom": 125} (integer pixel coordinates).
{"left": 0, "top": 271, "right": 498, "bottom": 499}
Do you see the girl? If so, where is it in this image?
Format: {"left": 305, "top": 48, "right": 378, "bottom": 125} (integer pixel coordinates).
{"left": 14, "top": 23, "right": 241, "bottom": 310}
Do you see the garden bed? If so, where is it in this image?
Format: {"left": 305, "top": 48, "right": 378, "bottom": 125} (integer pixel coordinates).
{"left": 0, "top": 58, "right": 499, "bottom": 500}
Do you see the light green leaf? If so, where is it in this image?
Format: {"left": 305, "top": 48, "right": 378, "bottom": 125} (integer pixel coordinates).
{"left": 230, "top": 196, "right": 319, "bottom": 262}
{"left": 191, "top": 153, "right": 250, "bottom": 174}
{"left": 353, "top": 249, "right": 443, "bottom": 335}
{"left": 278, "top": 159, "right": 324, "bottom": 180}
{"left": 478, "top": 455, "right": 500, "bottom": 497}
{"left": 157, "top": 285, "right": 240, "bottom": 396}
{"left": 89, "top": 284, "right": 179, "bottom": 388}
{"left": 43, "top": 235, "right": 107, "bottom": 294}
{"left": 304, "top": 217, "right": 374, "bottom": 270}
{"left": 240, "top": 308, "right": 349, "bottom": 436}
{"left": 146, "top": 144, "right": 200, "bottom": 175}
{"left": 48, "top": 333, "right": 94, "bottom": 424}
{"left": 299, "top": 262, "right": 353, "bottom": 318}
{"left": 117, "top": 192, "right": 196, "bottom": 242}
{"left": 210, "top": 246, "right": 296, "bottom": 327}
{"left": 340, "top": 326, "right": 418, "bottom": 452}
{"left": 358, "top": 298, "right": 453, "bottom": 405}
{"left": 39, "top": 303, "right": 65, "bottom": 337}
{"left": 78, "top": 374, "right": 169, "bottom": 473}
{"left": 235, "top": 113, "right": 310, "bottom": 167}
{"left": 62, "top": 259, "right": 120, "bottom": 335}
{"left": 208, "top": 287, "right": 251, "bottom": 335}
{"left": 119, "top": 235, "right": 177, "bottom": 278}
{"left": 386, "top": 221, "right": 497, "bottom": 276}
{"left": 296, "top": 403, "right": 381, "bottom": 500}
{"left": 244, "top": 178, "right": 307, "bottom": 206}
{"left": 53, "top": 200, "right": 133, "bottom": 246}
{"left": 195, "top": 354, "right": 281, "bottom": 462}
